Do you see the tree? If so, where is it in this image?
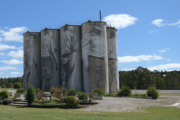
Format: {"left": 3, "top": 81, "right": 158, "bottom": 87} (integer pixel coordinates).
{"left": 26, "top": 85, "right": 36, "bottom": 106}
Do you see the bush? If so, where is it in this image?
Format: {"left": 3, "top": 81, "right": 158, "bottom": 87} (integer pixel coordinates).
{"left": 6, "top": 83, "right": 13, "bottom": 88}
{"left": 14, "top": 82, "right": 22, "bottom": 89}
{"left": 66, "top": 96, "right": 79, "bottom": 107}
{"left": 16, "top": 88, "right": 25, "bottom": 94}
{"left": 0, "top": 90, "right": 9, "bottom": 100}
{"left": 2, "top": 84, "right": 6, "bottom": 88}
{"left": 61, "top": 96, "right": 68, "bottom": 103}
{"left": 92, "top": 88, "right": 104, "bottom": 96}
{"left": 117, "top": 86, "right": 131, "bottom": 97}
{"left": 2, "top": 98, "right": 12, "bottom": 105}
{"left": 26, "top": 85, "right": 36, "bottom": 105}
{"left": 67, "top": 89, "right": 78, "bottom": 96}
{"left": 35, "top": 88, "right": 43, "bottom": 93}
{"left": 141, "top": 94, "right": 146, "bottom": 98}
{"left": 78, "top": 92, "right": 88, "bottom": 100}
{"left": 17, "top": 83, "right": 22, "bottom": 88}
{"left": 147, "top": 87, "right": 159, "bottom": 99}
{"left": 36, "top": 91, "right": 45, "bottom": 100}
{"left": 50, "top": 86, "right": 67, "bottom": 96}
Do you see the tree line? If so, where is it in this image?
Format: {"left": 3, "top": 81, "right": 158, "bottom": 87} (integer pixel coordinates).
{"left": 0, "top": 77, "right": 23, "bottom": 88}
{"left": 119, "top": 67, "right": 180, "bottom": 90}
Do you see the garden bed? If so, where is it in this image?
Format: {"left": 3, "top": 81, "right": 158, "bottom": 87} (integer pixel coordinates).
{"left": 30, "top": 103, "right": 88, "bottom": 109}
{"left": 80, "top": 101, "right": 98, "bottom": 105}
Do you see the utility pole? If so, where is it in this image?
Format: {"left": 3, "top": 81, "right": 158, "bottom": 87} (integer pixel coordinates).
{"left": 99, "top": 10, "right": 101, "bottom": 21}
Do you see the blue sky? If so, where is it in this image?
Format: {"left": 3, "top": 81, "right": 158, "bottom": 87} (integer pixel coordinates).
{"left": 0, "top": 0, "right": 180, "bottom": 77}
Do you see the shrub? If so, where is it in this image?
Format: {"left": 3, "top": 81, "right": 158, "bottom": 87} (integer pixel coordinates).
{"left": 16, "top": 88, "right": 25, "bottom": 94}
{"left": 17, "top": 83, "right": 22, "bottom": 88}
{"left": 117, "top": 86, "right": 131, "bottom": 97}
{"left": 141, "top": 94, "right": 146, "bottom": 98}
{"left": 36, "top": 91, "right": 45, "bottom": 100}
{"left": 103, "top": 93, "right": 115, "bottom": 97}
{"left": 78, "top": 92, "right": 88, "bottom": 100}
{"left": 6, "top": 83, "right": 13, "bottom": 88}
{"left": 147, "top": 87, "right": 159, "bottom": 99}
{"left": 50, "top": 86, "right": 67, "bottom": 95}
{"left": 35, "top": 88, "right": 43, "bottom": 93}
{"left": 67, "top": 89, "right": 78, "bottom": 96}
{"left": 66, "top": 96, "right": 79, "bottom": 107}
{"left": 2, "top": 84, "right": 6, "bottom": 88}
{"left": 26, "top": 85, "right": 36, "bottom": 106}
{"left": 92, "top": 88, "right": 104, "bottom": 96}
{"left": 0, "top": 90, "right": 9, "bottom": 100}
{"left": 132, "top": 94, "right": 138, "bottom": 98}
{"left": 14, "top": 82, "right": 22, "bottom": 89}
{"left": 61, "top": 96, "right": 68, "bottom": 103}
{"left": 2, "top": 98, "right": 12, "bottom": 105}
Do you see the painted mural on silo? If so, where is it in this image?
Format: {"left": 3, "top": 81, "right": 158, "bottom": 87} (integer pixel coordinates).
{"left": 41, "top": 29, "right": 60, "bottom": 91}
{"left": 60, "top": 25, "right": 83, "bottom": 91}
{"left": 107, "top": 28, "right": 119, "bottom": 93}
{"left": 23, "top": 32, "right": 41, "bottom": 90}
{"left": 82, "top": 21, "right": 109, "bottom": 94}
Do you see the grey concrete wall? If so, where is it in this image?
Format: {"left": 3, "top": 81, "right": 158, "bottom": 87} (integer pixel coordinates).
{"left": 82, "top": 21, "right": 109, "bottom": 94}
{"left": 41, "top": 29, "right": 60, "bottom": 91}
{"left": 107, "top": 28, "right": 119, "bottom": 93}
{"left": 23, "top": 32, "right": 41, "bottom": 90}
{"left": 60, "top": 25, "right": 83, "bottom": 92}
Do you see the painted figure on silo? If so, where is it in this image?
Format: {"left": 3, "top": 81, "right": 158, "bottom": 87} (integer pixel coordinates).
{"left": 108, "top": 30, "right": 118, "bottom": 92}
{"left": 82, "top": 22, "right": 105, "bottom": 90}
{"left": 61, "top": 26, "right": 79, "bottom": 88}
{"left": 24, "top": 34, "right": 38, "bottom": 90}
{"left": 41, "top": 30, "right": 59, "bottom": 91}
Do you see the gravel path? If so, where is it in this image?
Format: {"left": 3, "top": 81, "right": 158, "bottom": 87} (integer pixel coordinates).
{"left": 78, "top": 95, "right": 180, "bottom": 112}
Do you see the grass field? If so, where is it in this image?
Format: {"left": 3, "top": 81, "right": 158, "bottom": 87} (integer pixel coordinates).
{"left": 0, "top": 88, "right": 15, "bottom": 90}
{"left": 0, "top": 105, "right": 180, "bottom": 120}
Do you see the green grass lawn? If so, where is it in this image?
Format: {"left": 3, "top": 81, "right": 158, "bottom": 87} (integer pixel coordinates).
{"left": 160, "top": 93, "right": 180, "bottom": 96}
{"left": 0, "top": 88, "right": 15, "bottom": 90}
{"left": 0, "top": 105, "right": 180, "bottom": 120}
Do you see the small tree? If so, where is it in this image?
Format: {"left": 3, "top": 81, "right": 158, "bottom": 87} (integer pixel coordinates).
{"left": 26, "top": 85, "right": 36, "bottom": 106}
{"left": 147, "top": 87, "right": 159, "bottom": 99}
{"left": 117, "top": 86, "right": 131, "bottom": 97}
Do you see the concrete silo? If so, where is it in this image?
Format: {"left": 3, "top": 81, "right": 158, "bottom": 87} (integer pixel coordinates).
{"left": 23, "top": 32, "right": 41, "bottom": 90}
{"left": 82, "top": 21, "right": 109, "bottom": 94}
{"left": 60, "top": 25, "right": 83, "bottom": 92}
{"left": 107, "top": 27, "right": 119, "bottom": 93}
{"left": 41, "top": 29, "right": 60, "bottom": 91}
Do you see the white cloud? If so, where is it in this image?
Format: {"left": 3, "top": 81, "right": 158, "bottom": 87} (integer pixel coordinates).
{"left": 152, "top": 19, "right": 165, "bottom": 27}
{"left": 167, "top": 59, "right": 171, "bottom": 61}
{"left": 0, "top": 37, "right": 3, "bottom": 41}
{"left": 0, "top": 43, "right": 16, "bottom": 50}
{"left": 0, "top": 66, "right": 16, "bottom": 71}
{"left": 168, "top": 20, "right": 180, "bottom": 26}
{"left": 10, "top": 72, "right": 20, "bottom": 74}
{"left": 165, "top": 48, "right": 170, "bottom": 50}
{"left": 152, "top": 19, "right": 180, "bottom": 28}
{"left": 148, "top": 63, "right": 180, "bottom": 71}
{"left": 157, "top": 50, "right": 166, "bottom": 52}
{"left": 0, "top": 27, "right": 27, "bottom": 42}
{"left": 157, "top": 48, "right": 170, "bottom": 53}
{"left": 0, "top": 52, "right": 5, "bottom": 56}
{"left": 122, "top": 68, "right": 135, "bottom": 71}
{"left": 103, "top": 14, "right": 138, "bottom": 29}
{"left": 1, "top": 59, "right": 23, "bottom": 65}
{"left": 8, "top": 50, "right": 23, "bottom": 58}
{"left": 0, "top": 72, "right": 3, "bottom": 74}
{"left": 118, "top": 55, "right": 162, "bottom": 63}
{"left": 148, "top": 30, "right": 157, "bottom": 34}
